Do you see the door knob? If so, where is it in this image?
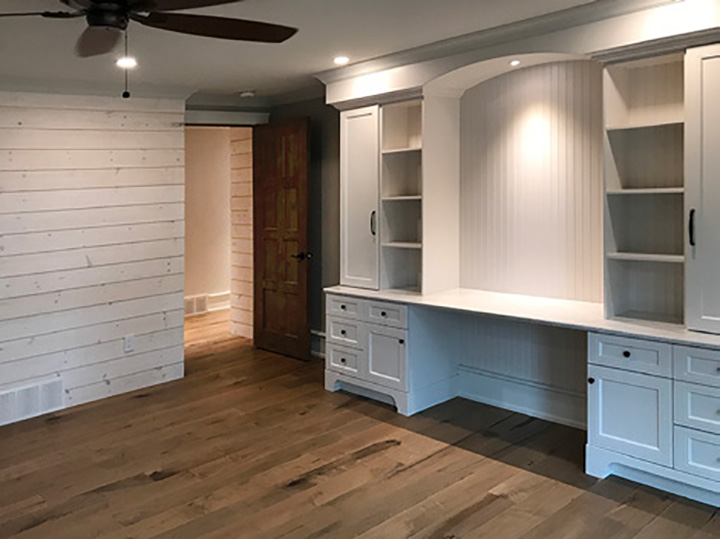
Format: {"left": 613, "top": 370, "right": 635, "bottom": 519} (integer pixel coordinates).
{"left": 290, "top": 252, "right": 313, "bottom": 261}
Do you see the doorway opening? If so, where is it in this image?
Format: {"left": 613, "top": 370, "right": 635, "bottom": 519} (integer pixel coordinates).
{"left": 184, "top": 126, "right": 254, "bottom": 343}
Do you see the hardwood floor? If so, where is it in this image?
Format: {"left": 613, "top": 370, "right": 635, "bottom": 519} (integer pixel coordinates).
{"left": 0, "top": 310, "right": 718, "bottom": 538}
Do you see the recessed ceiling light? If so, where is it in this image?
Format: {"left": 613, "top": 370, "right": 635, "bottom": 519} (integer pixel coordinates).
{"left": 334, "top": 56, "right": 349, "bottom": 66}
{"left": 239, "top": 90, "right": 256, "bottom": 98}
{"left": 510, "top": 60, "right": 521, "bottom": 67}
{"left": 116, "top": 57, "right": 138, "bottom": 69}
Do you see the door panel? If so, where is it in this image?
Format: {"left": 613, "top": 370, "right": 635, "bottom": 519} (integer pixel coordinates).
{"left": 254, "top": 119, "right": 310, "bottom": 360}
{"left": 367, "top": 325, "right": 407, "bottom": 391}
{"left": 341, "top": 106, "right": 380, "bottom": 289}
{"left": 588, "top": 365, "right": 672, "bottom": 466}
{"left": 687, "top": 45, "right": 720, "bottom": 333}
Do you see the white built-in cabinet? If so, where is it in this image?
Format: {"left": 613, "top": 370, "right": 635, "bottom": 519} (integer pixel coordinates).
{"left": 686, "top": 44, "right": 720, "bottom": 334}
{"left": 340, "top": 106, "right": 380, "bottom": 290}
{"left": 340, "top": 100, "right": 426, "bottom": 292}
{"left": 604, "top": 46, "right": 720, "bottom": 335}
{"left": 603, "top": 54, "right": 686, "bottom": 325}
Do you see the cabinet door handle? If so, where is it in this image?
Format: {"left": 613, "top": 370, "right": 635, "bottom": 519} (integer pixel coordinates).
{"left": 370, "top": 210, "right": 377, "bottom": 236}
{"left": 588, "top": 378, "right": 596, "bottom": 385}
{"left": 689, "top": 209, "right": 696, "bottom": 247}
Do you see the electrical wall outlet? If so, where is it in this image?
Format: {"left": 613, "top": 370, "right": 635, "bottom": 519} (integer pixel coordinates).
{"left": 123, "top": 335, "right": 135, "bottom": 354}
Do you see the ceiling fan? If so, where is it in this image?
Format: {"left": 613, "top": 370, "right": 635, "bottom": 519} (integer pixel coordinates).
{"left": 0, "top": 1, "right": 298, "bottom": 57}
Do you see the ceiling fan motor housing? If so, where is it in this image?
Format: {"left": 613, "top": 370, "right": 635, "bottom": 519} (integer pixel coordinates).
{"left": 86, "top": 2, "right": 129, "bottom": 30}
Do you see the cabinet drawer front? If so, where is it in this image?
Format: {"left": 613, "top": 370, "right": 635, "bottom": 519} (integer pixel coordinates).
{"left": 588, "top": 333, "right": 671, "bottom": 377}
{"left": 366, "top": 301, "right": 407, "bottom": 328}
{"left": 675, "top": 426, "right": 720, "bottom": 482}
{"left": 675, "top": 382, "right": 720, "bottom": 435}
{"left": 674, "top": 346, "right": 720, "bottom": 388}
{"left": 587, "top": 365, "right": 673, "bottom": 466}
{"left": 327, "top": 317, "right": 366, "bottom": 350}
{"left": 327, "top": 294, "right": 365, "bottom": 320}
{"left": 326, "top": 345, "right": 363, "bottom": 375}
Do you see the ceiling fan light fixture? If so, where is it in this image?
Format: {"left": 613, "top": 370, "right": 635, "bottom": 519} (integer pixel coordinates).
{"left": 116, "top": 56, "right": 138, "bottom": 69}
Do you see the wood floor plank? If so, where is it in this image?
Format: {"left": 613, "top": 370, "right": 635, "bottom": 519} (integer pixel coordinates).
{"left": 0, "top": 311, "right": 717, "bottom": 539}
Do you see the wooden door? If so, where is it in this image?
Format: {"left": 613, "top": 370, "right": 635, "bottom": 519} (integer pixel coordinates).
{"left": 340, "top": 106, "right": 380, "bottom": 289}
{"left": 253, "top": 119, "right": 310, "bottom": 360}
{"left": 587, "top": 365, "right": 672, "bottom": 466}
{"left": 686, "top": 45, "right": 720, "bottom": 334}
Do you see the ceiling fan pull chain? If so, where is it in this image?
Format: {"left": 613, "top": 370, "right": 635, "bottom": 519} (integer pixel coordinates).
{"left": 122, "top": 31, "right": 131, "bottom": 99}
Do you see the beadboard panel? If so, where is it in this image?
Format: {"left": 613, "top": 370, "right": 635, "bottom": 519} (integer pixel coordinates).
{"left": 0, "top": 92, "right": 185, "bottom": 421}
{"left": 460, "top": 60, "right": 603, "bottom": 302}
{"left": 454, "top": 315, "right": 588, "bottom": 395}
{"left": 229, "top": 128, "right": 253, "bottom": 340}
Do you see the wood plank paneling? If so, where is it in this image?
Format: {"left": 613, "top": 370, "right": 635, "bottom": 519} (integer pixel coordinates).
{"left": 460, "top": 60, "right": 603, "bottom": 303}
{"left": 229, "top": 128, "right": 254, "bottom": 340}
{"left": 0, "top": 92, "right": 185, "bottom": 422}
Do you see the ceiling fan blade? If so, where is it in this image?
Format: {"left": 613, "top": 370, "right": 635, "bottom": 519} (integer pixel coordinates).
{"left": 75, "top": 26, "right": 123, "bottom": 57}
{"left": 130, "top": 0, "right": 242, "bottom": 11}
{"left": 0, "top": 11, "right": 83, "bottom": 18}
{"left": 131, "top": 12, "right": 297, "bottom": 43}
{"left": 60, "top": 0, "right": 93, "bottom": 8}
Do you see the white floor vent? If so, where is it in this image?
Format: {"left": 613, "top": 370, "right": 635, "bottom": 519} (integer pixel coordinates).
{"left": 0, "top": 378, "right": 64, "bottom": 426}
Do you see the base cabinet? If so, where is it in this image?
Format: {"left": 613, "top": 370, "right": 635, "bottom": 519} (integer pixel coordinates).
{"left": 588, "top": 364, "right": 673, "bottom": 466}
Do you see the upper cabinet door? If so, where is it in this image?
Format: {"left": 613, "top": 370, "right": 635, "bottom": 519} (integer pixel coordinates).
{"left": 340, "top": 106, "right": 380, "bottom": 290}
{"left": 687, "top": 45, "right": 720, "bottom": 334}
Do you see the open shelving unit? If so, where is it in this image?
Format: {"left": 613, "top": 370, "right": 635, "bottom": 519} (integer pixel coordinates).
{"left": 604, "top": 54, "right": 685, "bottom": 325}
{"left": 380, "top": 100, "right": 423, "bottom": 292}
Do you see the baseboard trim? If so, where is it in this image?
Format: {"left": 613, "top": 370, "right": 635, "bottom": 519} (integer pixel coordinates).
{"left": 311, "top": 330, "right": 326, "bottom": 359}
{"left": 207, "top": 291, "right": 231, "bottom": 312}
{"left": 185, "top": 291, "right": 231, "bottom": 317}
{"left": 458, "top": 366, "right": 587, "bottom": 429}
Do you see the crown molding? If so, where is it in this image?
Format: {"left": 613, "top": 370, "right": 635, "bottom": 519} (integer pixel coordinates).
{"left": 592, "top": 27, "right": 720, "bottom": 64}
{"left": 315, "top": 0, "right": 676, "bottom": 85}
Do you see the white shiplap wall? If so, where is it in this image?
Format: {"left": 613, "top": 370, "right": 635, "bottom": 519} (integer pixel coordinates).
{"left": 229, "top": 128, "right": 253, "bottom": 340}
{"left": 460, "top": 60, "right": 604, "bottom": 303}
{"left": 0, "top": 92, "right": 185, "bottom": 414}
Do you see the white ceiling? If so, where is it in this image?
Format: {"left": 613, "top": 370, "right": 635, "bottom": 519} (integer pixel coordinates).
{"left": 0, "top": 0, "right": 596, "bottom": 100}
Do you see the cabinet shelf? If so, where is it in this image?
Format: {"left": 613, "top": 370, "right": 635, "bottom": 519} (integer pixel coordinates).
{"left": 607, "top": 253, "right": 685, "bottom": 264}
{"left": 613, "top": 310, "right": 684, "bottom": 326}
{"left": 382, "top": 147, "right": 422, "bottom": 155}
{"left": 607, "top": 188, "right": 684, "bottom": 196}
{"left": 382, "top": 242, "right": 422, "bottom": 250}
{"left": 382, "top": 195, "right": 422, "bottom": 202}
{"left": 606, "top": 119, "right": 684, "bottom": 132}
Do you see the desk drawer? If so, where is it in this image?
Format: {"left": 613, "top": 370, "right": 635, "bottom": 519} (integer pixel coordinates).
{"left": 675, "top": 382, "right": 720, "bottom": 435}
{"left": 674, "top": 346, "right": 720, "bottom": 388}
{"left": 327, "top": 316, "right": 366, "bottom": 350}
{"left": 327, "top": 294, "right": 364, "bottom": 320}
{"left": 674, "top": 426, "right": 720, "bottom": 482}
{"left": 366, "top": 300, "right": 407, "bottom": 329}
{"left": 588, "top": 333, "right": 671, "bottom": 377}
{"left": 326, "top": 345, "right": 362, "bottom": 375}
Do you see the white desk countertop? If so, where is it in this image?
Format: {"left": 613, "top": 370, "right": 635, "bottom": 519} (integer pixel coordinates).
{"left": 325, "top": 286, "right": 720, "bottom": 350}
